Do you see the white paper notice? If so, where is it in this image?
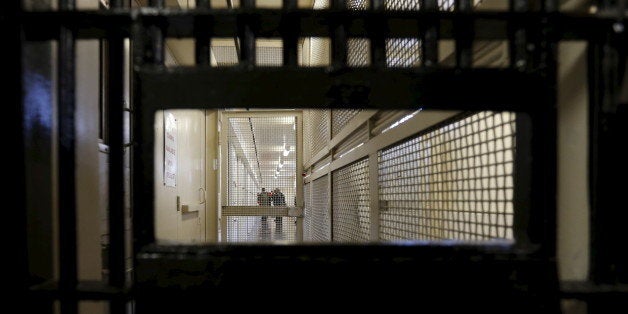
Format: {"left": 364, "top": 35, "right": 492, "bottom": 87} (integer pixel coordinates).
{"left": 164, "top": 111, "right": 177, "bottom": 187}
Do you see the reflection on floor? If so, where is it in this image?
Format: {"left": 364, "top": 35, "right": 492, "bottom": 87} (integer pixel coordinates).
{"left": 226, "top": 216, "right": 297, "bottom": 243}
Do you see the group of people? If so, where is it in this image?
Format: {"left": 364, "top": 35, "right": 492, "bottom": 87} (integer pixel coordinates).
{"left": 256, "top": 187, "right": 286, "bottom": 207}
{"left": 257, "top": 188, "right": 286, "bottom": 234}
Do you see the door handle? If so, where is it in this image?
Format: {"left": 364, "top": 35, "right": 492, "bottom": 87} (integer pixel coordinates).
{"left": 199, "top": 187, "right": 206, "bottom": 204}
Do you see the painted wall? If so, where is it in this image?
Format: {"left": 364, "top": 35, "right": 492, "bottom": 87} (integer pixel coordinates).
{"left": 154, "top": 110, "right": 207, "bottom": 243}
{"left": 76, "top": 1, "right": 104, "bottom": 312}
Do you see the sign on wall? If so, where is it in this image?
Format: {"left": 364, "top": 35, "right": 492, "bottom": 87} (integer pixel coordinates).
{"left": 164, "top": 111, "right": 177, "bottom": 187}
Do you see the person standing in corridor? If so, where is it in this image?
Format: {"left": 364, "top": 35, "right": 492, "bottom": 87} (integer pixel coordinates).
{"left": 257, "top": 187, "right": 271, "bottom": 237}
{"left": 272, "top": 188, "right": 286, "bottom": 233}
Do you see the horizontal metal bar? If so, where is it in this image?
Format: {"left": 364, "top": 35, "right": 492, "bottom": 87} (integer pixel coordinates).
{"left": 306, "top": 110, "right": 460, "bottom": 183}
{"left": 19, "top": 10, "right": 626, "bottom": 41}
{"left": 304, "top": 110, "right": 377, "bottom": 169}
{"left": 134, "top": 243, "right": 558, "bottom": 311}
{"left": 222, "top": 206, "right": 303, "bottom": 217}
{"left": 139, "top": 67, "right": 548, "bottom": 111}
{"left": 560, "top": 281, "right": 628, "bottom": 300}
{"left": 29, "top": 280, "right": 131, "bottom": 301}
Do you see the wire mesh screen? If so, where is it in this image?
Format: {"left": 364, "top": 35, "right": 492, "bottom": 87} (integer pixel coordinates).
{"left": 307, "top": 37, "right": 331, "bottom": 66}
{"left": 332, "top": 158, "right": 370, "bottom": 242}
{"left": 225, "top": 116, "right": 297, "bottom": 242}
{"left": 382, "top": 0, "right": 454, "bottom": 10}
{"left": 309, "top": 109, "right": 330, "bottom": 157}
{"left": 212, "top": 45, "right": 284, "bottom": 66}
{"left": 347, "top": 39, "right": 370, "bottom": 67}
{"left": 256, "top": 46, "right": 283, "bottom": 66}
{"left": 333, "top": 124, "right": 368, "bottom": 159}
{"left": 225, "top": 216, "right": 298, "bottom": 243}
{"left": 303, "top": 182, "right": 312, "bottom": 240}
{"left": 212, "top": 45, "right": 238, "bottom": 66}
{"left": 332, "top": 109, "right": 362, "bottom": 137}
{"left": 384, "top": 0, "right": 420, "bottom": 10}
{"left": 438, "top": 0, "right": 455, "bottom": 10}
{"left": 348, "top": 0, "right": 367, "bottom": 9}
{"left": 378, "top": 112, "right": 516, "bottom": 241}
{"left": 307, "top": 175, "right": 331, "bottom": 241}
{"left": 386, "top": 39, "right": 421, "bottom": 67}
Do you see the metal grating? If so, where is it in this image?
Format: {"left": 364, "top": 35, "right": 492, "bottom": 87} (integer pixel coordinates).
{"left": 332, "top": 158, "right": 370, "bottom": 242}
{"left": 347, "top": 0, "right": 367, "bottom": 9}
{"left": 333, "top": 124, "right": 369, "bottom": 159}
{"left": 212, "top": 45, "right": 238, "bottom": 66}
{"left": 386, "top": 38, "right": 421, "bottom": 67}
{"left": 347, "top": 39, "right": 370, "bottom": 67}
{"left": 438, "top": 0, "right": 455, "bottom": 10}
{"left": 307, "top": 37, "right": 331, "bottom": 66}
{"left": 303, "top": 182, "right": 312, "bottom": 240}
{"left": 309, "top": 109, "right": 330, "bottom": 157}
{"left": 256, "top": 46, "right": 283, "bottom": 66}
{"left": 378, "top": 112, "right": 516, "bottom": 241}
{"left": 225, "top": 216, "right": 297, "bottom": 243}
{"left": 303, "top": 110, "right": 313, "bottom": 161}
{"left": 384, "top": 0, "right": 420, "bottom": 10}
{"left": 213, "top": 45, "right": 284, "bottom": 67}
{"left": 332, "top": 109, "right": 362, "bottom": 138}
{"left": 225, "top": 116, "right": 297, "bottom": 242}
{"left": 308, "top": 175, "right": 331, "bottom": 241}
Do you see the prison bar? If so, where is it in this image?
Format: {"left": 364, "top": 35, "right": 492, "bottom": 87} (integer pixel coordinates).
{"left": 194, "top": 0, "right": 212, "bottom": 66}
{"left": 17, "top": 10, "right": 627, "bottom": 41}
{"left": 58, "top": 0, "right": 78, "bottom": 313}
{"left": 106, "top": 2, "right": 128, "bottom": 314}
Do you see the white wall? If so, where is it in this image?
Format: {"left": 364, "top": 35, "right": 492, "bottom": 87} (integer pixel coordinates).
{"left": 75, "top": 1, "right": 103, "bottom": 313}
{"left": 154, "top": 110, "right": 207, "bottom": 243}
{"left": 557, "top": 42, "right": 589, "bottom": 314}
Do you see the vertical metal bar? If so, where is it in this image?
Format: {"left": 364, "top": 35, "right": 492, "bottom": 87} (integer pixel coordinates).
{"left": 149, "top": 0, "right": 165, "bottom": 7}
{"left": 132, "top": 20, "right": 155, "bottom": 254}
{"left": 295, "top": 112, "right": 304, "bottom": 242}
{"left": 588, "top": 25, "right": 628, "bottom": 292}
{"left": 509, "top": 0, "right": 530, "bottom": 71}
{"left": 513, "top": 114, "right": 533, "bottom": 247}
{"left": 58, "top": 0, "right": 77, "bottom": 312}
{"left": 369, "top": 0, "right": 386, "bottom": 68}
{"left": 149, "top": 0, "right": 165, "bottom": 65}
{"left": 107, "top": 2, "right": 127, "bottom": 314}
{"left": 331, "top": 0, "right": 347, "bottom": 69}
{"left": 240, "top": 0, "right": 256, "bottom": 67}
{"left": 422, "top": 0, "right": 438, "bottom": 67}
{"left": 542, "top": 0, "right": 558, "bottom": 12}
{"left": 455, "top": 0, "right": 472, "bottom": 68}
{"left": 131, "top": 0, "right": 163, "bottom": 257}
{"left": 532, "top": 0, "right": 558, "bottom": 256}
{"left": 282, "top": 0, "right": 298, "bottom": 67}
{"left": 195, "top": 0, "right": 212, "bottom": 66}
{"left": 368, "top": 152, "right": 380, "bottom": 241}
{"left": 3, "top": 0, "right": 28, "bottom": 308}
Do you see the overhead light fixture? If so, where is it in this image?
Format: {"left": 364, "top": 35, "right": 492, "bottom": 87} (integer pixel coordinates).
{"left": 283, "top": 144, "right": 290, "bottom": 157}
{"left": 278, "top": 162, "right": 283, "bottom": 169}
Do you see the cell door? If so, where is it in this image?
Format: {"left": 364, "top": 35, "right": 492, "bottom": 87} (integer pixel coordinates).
{"left": 220, "top": 111, "right": 304, "bottom": 243}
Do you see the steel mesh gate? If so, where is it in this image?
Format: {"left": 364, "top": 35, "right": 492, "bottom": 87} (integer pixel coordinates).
{"left": 221, "top": 112, "right": 303, "bottom": 243}
{"left": 8, "top": 0, "right": 627, "bottom": 313}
